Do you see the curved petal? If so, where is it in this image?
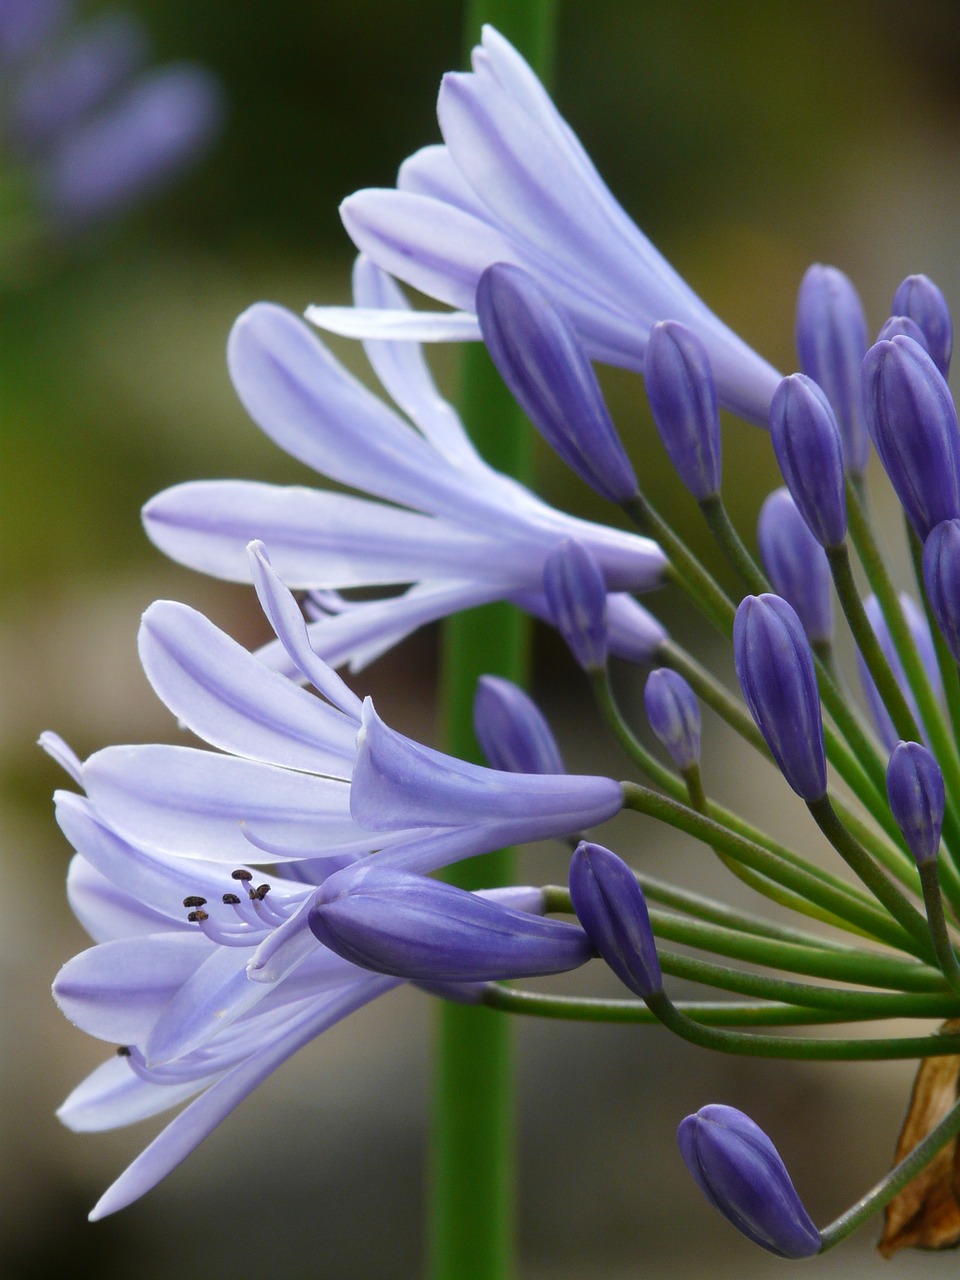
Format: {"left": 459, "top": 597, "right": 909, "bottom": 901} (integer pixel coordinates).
{"left": 58, "top": 1056, "right": 211, "bottom": 1133}
{"left": 139, "top": 600, "right": 358, "bottom": 773}
{"left": 88, "top": 975, "right": 397, "bottom": 1219}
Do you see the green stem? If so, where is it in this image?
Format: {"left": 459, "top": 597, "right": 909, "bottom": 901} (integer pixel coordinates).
{"left": 698, "top": 493, "right": 769, "bottom": 595}
{"left": 918, "top": 860, "right": 960, "bottom": 996}
{"left": 481, "top": 987, "right": 943, "bottom": 1027}
{"left": 431, "top": 10, "right": 554, "bottom": 1279}
{"left": 622, "top": 782, "right": 920, "bottom": 953}
{"left": 819, "top": 1090, "right": 960, "bottom": 1251}
{"left": 806, "top": 796, "right": 933, "bottom": 960}
{"left": 645, "top": 990, "right": 960, "bottom": 1060}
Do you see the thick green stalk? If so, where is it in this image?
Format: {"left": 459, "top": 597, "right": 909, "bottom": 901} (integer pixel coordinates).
{"left": 431, "top": 9, "right": 555, "bottom": 1280}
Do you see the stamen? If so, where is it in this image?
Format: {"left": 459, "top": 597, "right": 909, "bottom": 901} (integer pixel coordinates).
{"left": 183, "top": 895, "right": 207, "bottom": 908}
{"left": 187, "top": 909, "right": 209, "bottom": 923}
{"left": 222, "top": 892, "right": 241, "bottom": 905}
{"left": 231, "top": 868, "right": 253, "bottom": 882}
{"left": 116, "top": 1045, "right": 131, "bottom": 1057}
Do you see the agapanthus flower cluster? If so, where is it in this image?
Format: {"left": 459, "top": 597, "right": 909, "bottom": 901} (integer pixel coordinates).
{"left": 0, "top": 0, "right": 221, "bottom": 238}
{"left": 51, "top": 23, "right": 960, "bottom": 1265}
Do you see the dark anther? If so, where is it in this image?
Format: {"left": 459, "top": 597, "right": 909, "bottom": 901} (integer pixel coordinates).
{"left": 182, "top": 895, "right": 207, "bottom": 908}
{"left": 231, "top": 869, "right": 253, "bottom": 882}
{"left": 187, "top": 909, "right": 209, "bottom": 923}
{"left": 222, "top": 893, "right": 241, "bottom": 905}
{"left": 253, "top": 883, "right": 271, "bottom": 900}
{"left": 116, "top": 1045, "right": 131, "bottom": 1057}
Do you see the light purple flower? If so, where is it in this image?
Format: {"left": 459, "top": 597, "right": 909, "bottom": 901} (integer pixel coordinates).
{"left": 308, "top": 26, "right": 781, "bottom": 425}
{"left": 144, "top": 256, "right": 665, "bottom": 674}
{"left": 49, "top": 545, "right": 625, "bottom": 1216}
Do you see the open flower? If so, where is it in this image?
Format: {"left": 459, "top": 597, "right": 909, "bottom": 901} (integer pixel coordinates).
{"left": 144, "top": 256, "right": 665, "bottom": 674}
{"left": 310, "top": 26, "right": 780, "bottom": 424}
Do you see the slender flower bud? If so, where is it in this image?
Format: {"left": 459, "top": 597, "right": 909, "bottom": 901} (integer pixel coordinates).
{"left": 476, "top": 263, "right": 639, "bottom": 504}
{"left": 924, "top": 519, "right": 960, "bottom": 668}
{"left": 473, "top": 676, "right": 565, "bottom": 775}
{"left": 677, "top": 1105, "right": 821, "bottom": 1259}
{"left": 756, "top": 488, "right": 833, "bottom": 645}
{"left": 857, "top": 594, "right": 943, "bottom": 750}
{"left": 644, "top": 669, "right": 701, "bottom": 771}
{"left": 769, "top": 373, "right": 846, "bottom": 549}
{"left": 861, "top": 336, "right": 960, "bottom": 540}
{"left": 568, "top": 842, "right": 662, "bottom": 998}
{"left": 310, "top": 865, "right": 593, "bottom": 981}
{"left": 886, "top": 741, "right": 945, "bottom": 866}
{"left": 605, "top": 594, "right": 667, "bottom": 664}
{"left": 543, "top": 539, "right": 608, "bottom": 670}
{"left": 876, "top": 315, "right": 929, "bottom": 352}
{"left": 892, "top": 274, "right": 952, "bottom": 378}
{"left": 795, "top": 263, "right": 869, "bottom": 475}
{"left": 644, "top": 321, "right": 721, "bottom": 500}
{"left": 733, "top": 594, "right": 827, "bottom": 801}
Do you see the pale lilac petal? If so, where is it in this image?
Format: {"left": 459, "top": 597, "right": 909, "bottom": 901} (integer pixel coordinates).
{"left": 350, "top": 255, "right": 486, "bottom": 470}
{"left": 53, "top": 933, "right": 210, "bottom": 1043}
{"left": 82, "top": 744, "right": 363, "bottom": 863}
{"left": 88, "top": 976, "right": 397, "bottom": 1219}
{"left": 227, "top": 303, "right": 488, "bottom": 519}
{"left": 144, "top": 945, "right": 267, "bottom": 1066}
{"left": 352, "top": 699, "right": 623, "bottom": 834}
{"left": 138, "top": 599, "right": 357, "bottom": 773}
{"left": 58, "top": 1057, "right": 211, "bottom": 1133}
{"left": 67, "top": 854, "right": 177, "bottom": 942}
{"left": 39, "top": 729, "right": 83, "bottom": 784}
{"left": 305, "top": 303, "right": 481, "bottom": 343}
{"left": 397, "top": 143, "right": 489, "bottom": 216}
{"left": 143, "top": 480, "right": 514, "bottom": 588}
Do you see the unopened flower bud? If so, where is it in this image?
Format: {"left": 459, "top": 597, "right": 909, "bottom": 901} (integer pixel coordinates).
{"left": 861, "top": 336, "right": 960, "bottom": 540}
{"left": 473, "top": 675, "right": 565, "bottom": 775}
{"left": 310, "top": 865, "right": 592, "bottom": 981}
{"left": 756, "top": 488, "right": 833, "bottom": 645}
{"left": 568, "top": 841, "right": 662, "bottom": 997}
{"left": 795, "top": 264, "right": 869, "bottom": 475}
{"left": 769, "top": 373, "right": 846, "bottom": 549}
{"left": 856, "top": 594, "right": 943, "bottom": 750}
{"left": 644, "top": 669, "right": 701, "bottom": 771}
{"left": 876, "top": 315, "right": 929, "bottom": 352}
{"left": 886, "top": 741, "right": 944, "bottom": 867}
{"left": 892, "top": 274, "right": 952, "bottom": 377}
{"left": 476, "top": 263, "right": 638, "bottom": 503}
{"left": 733, "top": 594, "right": 827, "bottom": 801}
{"left": 605, "top": 593, "right": 668, "bottom": 664}
{"left": 923, "top": 519, "right": 960, "bottom": 665}
{"left": 677, "top": 1104, "right": 821, "bottom": 1258}
{"left": 644, "top": 320, "right": 721, "bottom": 500}
{"left": 543, "top": 539, "right": 608, "bottom": 670}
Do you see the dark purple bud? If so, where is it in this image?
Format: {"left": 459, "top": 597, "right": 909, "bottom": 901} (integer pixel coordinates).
{"left": 857, "top": 594, "right": 942, "bottom": 750}
{"left": 476, "top": 263, "right": 638, "bottom": 504}
{"left": 795, "top": 264, "right": 869, "bottom": 475}
{"left": 886, "top": 741, "right": 944, "bottom": 866}
{"left": 677, "top": 1104, "right": 821, "bottom": 1259}
{"left": 310, "top": 865, "right": 592, "bottom": 981}
{"left": 757, "top": 488, "right": 833, "bottom": 645}
{"left": 769, "top": 374, "right": 846, "bottom": 549}
{"left": 733, "top": 594, "right": 827, "bottom": 800}
{"left": 893, "top": 274, "right": 952, "bottom": 378}
{"left": 40, "top": 64, "right": 224, "bottom": 230}
{"left": 861, "top": 336, "right": 960, "bottom": 540}
{"left": 644, "top": 669, "right": 701, "bottom": 771}
{"left": 568, "top": 841, "right": 662, "bottom": 998}
{"left": 923, "top": 519, "right": 960, "bottom": 664}
{"left": 543, "top": 539, "right": 608, "bottom": 670}
{"left": 644, "top": 321, "right": 721, "bottom": 500}
{"left": 876, "top": 315, "right": 929, "bottom": 352}
{"left": 473, "top": 675, "right": 565, "bottom": 775}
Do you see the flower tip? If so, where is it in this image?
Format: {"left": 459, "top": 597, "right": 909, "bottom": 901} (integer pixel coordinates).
{"left": 678, "top": 1105, "right": 821, "bottom": 1259}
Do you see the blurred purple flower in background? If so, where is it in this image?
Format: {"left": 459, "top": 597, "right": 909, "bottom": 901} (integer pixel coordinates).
{"left": 0, "top": 0, "right": 222, "bottom": 233}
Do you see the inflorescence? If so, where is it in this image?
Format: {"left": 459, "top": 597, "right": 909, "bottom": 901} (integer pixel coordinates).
{"left": 47, "top": 23, "right": 960, "bottom": 1260}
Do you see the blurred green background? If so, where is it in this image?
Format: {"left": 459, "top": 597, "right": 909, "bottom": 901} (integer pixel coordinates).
{"left": 5, "top": 1, "right": 960, "bottom": 1276}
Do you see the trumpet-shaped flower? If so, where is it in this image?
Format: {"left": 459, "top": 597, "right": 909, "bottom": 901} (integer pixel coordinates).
{"left": 50, "top": 544, "right": 625, "bottom": 1216}
{"left": 144, "top": 256, "right": 665, "bottom": 674}
{"left": 309, "top": 26, "right": 781, "bottom": 425}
